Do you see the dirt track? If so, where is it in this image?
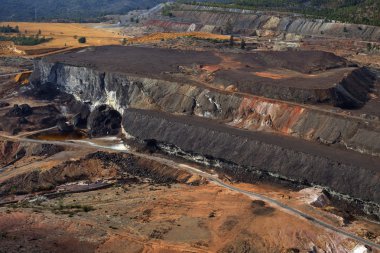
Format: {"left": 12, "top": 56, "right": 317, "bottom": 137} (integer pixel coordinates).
{"left": 0, "top": 131, "right": 379, "bottom": 250}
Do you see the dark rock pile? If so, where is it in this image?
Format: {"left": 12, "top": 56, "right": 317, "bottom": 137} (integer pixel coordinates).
{"left": 88, "top": 105, "right": 121, "bottom": 137}
{"left": 5, "top": 104, "right": 33, "bottom": 117}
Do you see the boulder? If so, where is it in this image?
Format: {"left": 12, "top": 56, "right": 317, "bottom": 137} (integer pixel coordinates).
{"left": 298, "top": 187, "right": 331, "bottom": 208}
{"left": 72, "top": 112, "right": 88, "bottom": 128}
{"left": 352, "top": 245, "right": 372, "bottom": 253}
{"left": 88, "top": 105, "right": 121, "bottom": 137}
{"left": 57, "top": 119, "right": 74, "bottom": 133}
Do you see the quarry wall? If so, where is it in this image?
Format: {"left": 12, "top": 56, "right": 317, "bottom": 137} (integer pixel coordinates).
{"left": 35, "top": 60, "right": 380, "bottom": 157}
{"left": 167, "top": 5, "right": 380, "bottom": 42}
{"left": 32, "top": 59, "right": 380, "bottom": 217}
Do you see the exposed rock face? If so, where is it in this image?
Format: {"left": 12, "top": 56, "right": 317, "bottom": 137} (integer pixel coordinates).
{"left": 214, "top": 67, "right": 376, "bottom": 108}
{"left": 31, "top": 46, "right": 380, "bottom": 217}
{"left": 167, "top": 4, "right": 380, "bottom": 42}
{"left": 0, "top": 141, "right": 25, "bottom": 167}
{"left": 298, "top": 187, "right": 331, "bottom": 208}
{"left": 33, "top": 48, "right": 380, "bottom": 157}
{"left": 0, "top": 104, "right": 63, "bottom": 135}
{"left": 87, "top": 104, "right": 122, "bottom": 137}
{"left": 123, "top": 109, "right": 380, "bottom": 210}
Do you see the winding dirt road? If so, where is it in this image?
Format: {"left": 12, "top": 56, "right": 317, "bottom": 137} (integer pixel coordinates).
{"left": 0, "top": 132, "right": 379, "bottom": 250}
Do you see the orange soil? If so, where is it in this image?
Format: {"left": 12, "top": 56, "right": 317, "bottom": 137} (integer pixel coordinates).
{"left": 128, "top": 32, "right": 229, "bottom": 44}
{"left": 254, "top": 71, "right": 290, "bottom": 79}
{"left": 0, "top": 183, "right": 359, "bottom": 252}
{"left": 0, "top": 22, "right": 126, "bottom": 56}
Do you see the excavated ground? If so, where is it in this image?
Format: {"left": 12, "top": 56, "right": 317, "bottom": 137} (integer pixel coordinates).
{"left": 42, "top": 46, "right": 375, "bottom": 107}
{"left": 33, "top": 45, "right": 380, "bottom": 216}
{"left": 1, "top": 38, "right": 380, "bottom": 251}
{"left": 123, "top": 108, "right": 380, "bottom": 206}
{"left": 0, "top": 139, "right": 378, "bottom": 253}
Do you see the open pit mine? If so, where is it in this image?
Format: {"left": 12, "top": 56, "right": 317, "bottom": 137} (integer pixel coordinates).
{"left": 29, "top": 45, "right": 380, "bottom": 219}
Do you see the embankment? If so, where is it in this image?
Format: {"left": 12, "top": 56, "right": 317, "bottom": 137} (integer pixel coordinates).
{"left": 29, "top": 46, "right": 380, "bottom": 217}
{"left": 33, "top": 49, "right": 380, "bottom": 156}
{"left": 123, "top": 108, "right": 380, "bottom": 217}
{"left": 163, "top": 4, "right": 380, "bottom": 42}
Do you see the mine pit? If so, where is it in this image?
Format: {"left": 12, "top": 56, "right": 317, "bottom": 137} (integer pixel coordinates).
{"left": 0, "top": 21, "right": 379, "bottom": 251}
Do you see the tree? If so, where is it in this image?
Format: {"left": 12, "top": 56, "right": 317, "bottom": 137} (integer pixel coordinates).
{"left": 162, "top": 5, "right": 174, "bottom": 17}
{"left": 121, "top": 38, "right": 127, "bottom": 45}
{"left": 78, "top": 37, "right": 86, "bottom": 43}
{"left": 15, "top": 26, "right": 19, "bottom": 33}
{"left": 240, "top": 38, "right": 246, "bottom": 49}
{"left": 38, "top": 29, "right": 42, "bottom": 35}
{"left": 367, "top": 43, "right": 372, "bottom": 52}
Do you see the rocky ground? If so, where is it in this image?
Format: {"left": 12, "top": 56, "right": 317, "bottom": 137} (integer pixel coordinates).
{"left": 0, "top": 15, "right": 380, "bottom": 252}
{"left": 0, "top": 142, "right": 378, "bottom": 253}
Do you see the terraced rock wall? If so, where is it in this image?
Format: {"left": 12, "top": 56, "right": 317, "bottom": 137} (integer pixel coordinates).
{"left": 123, "top": 108, "right": 380, "bottom": 213}
{"left": 32, "top": 57, "right": 380, "bottom": 217}
{"left": 35, "top": 60, "right": 380, "bottom": 157}
{"left": 168, "top": 4, "right": 380, "bottom": 42}
{"left": 214, "top": 67, "right": 376, "bottom": 108}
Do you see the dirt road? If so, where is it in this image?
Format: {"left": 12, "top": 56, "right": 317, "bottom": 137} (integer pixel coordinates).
{"left": 0, "top": 131, "right": 379, "bottom": 250}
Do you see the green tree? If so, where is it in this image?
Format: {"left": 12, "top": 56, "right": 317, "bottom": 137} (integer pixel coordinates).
{"left": 240, "top": 38, "right": 246, "bottom": 49}
{"left": 78, "top": 37, "right": 86, "bottom": 43}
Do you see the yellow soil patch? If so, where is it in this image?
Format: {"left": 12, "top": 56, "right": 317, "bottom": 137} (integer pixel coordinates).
{"left": 254, "top": 71, "right": 290, "bottom": 79}
{"left": 0, "top": 22, "right": 126, "bottom": 56}
{"left": 128, "top": 32, "right": 229, "bottom": 44}
{"left": 14, "top": 71, "right": 32, "bottom": 85}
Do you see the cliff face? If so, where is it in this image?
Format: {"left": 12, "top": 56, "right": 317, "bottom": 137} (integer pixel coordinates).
{"left": 214, "top": 67, "right": 376, "bottom": 108}
{"left": 123, "top": 109, "right": 380, "bottom": 211}
{"left": 166, "top": 5, "right": 380, "bottom": 42}
{"left": 32, "top": 46, "right": 380, "bottom": 217}
{"left": 35, "top": 59, "right": 380, "bottom": 157}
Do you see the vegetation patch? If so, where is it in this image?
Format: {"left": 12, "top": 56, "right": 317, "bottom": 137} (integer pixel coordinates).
{"left": 0, "top": 25, "right": 19, "bottom": 33}
{"left": 0, "top": 35, "right": 52, "bottom": 46}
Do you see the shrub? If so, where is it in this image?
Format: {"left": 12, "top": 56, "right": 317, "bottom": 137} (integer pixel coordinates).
{"left": 0, "top": 25, "right": 19, "bottom": 33}
{"left": 78, "top": 37, "right": 86, "bottom": 43}
{"left": 0, "top": 35, "right": 51, "bottom": 45}
{"left": 241, "top": 38, "right": 246, "bottom": 49}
